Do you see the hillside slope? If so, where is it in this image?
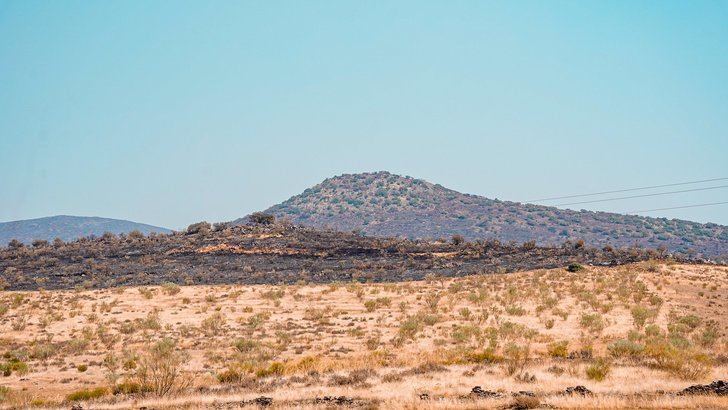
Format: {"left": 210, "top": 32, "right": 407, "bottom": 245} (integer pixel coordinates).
{"left": 0, "top": 215, "right": 171, "bottom": 245}
{"left": 0, "top": 222, "right": 652, "bottom": 291}
{"left": 245, "top": 171, "right": 728, "bottom": 260}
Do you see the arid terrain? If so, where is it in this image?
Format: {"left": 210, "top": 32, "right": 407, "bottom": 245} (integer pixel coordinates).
{"left": 0, "top": 261, "right": 726, "bottom": 409}
{"left": 0, "top": 222, "right": 657, "bottom": 292}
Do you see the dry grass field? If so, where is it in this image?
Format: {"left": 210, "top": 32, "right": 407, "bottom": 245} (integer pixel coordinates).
{"left": 0, "top": 261, "right": 726, "bottom": 409}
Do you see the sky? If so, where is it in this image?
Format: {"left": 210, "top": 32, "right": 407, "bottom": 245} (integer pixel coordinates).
{"left": 1, "top": 1, "right": 727, "bottom": 230}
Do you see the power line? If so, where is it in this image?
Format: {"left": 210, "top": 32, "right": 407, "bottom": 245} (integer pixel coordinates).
{"left": 629, "top": 201, "right": 728, "bottom": 214}
{"left": 527, "top": 177, "right": 728, "bottom": 202}
{"left": 554, "top": 185, "right": 728, "bottom": 206}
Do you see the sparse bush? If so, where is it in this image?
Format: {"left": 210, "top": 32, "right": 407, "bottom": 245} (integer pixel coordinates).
{"left": 697, "top": 321, "right": 719, "bottom": 347}
{"left": 505, "top": 305, "right": 526, "bottom": 316}
{"left": 522, "top": 240, "right": 536, "bottom": 250}
{"left": 161, "top": 282, "right": 181, "bottom": 296}
{"left": 138, "top": 287, "right": 155, "bottom": 300}
{"left": 567, "top": 263, "right": 584, "bottom": 273}
{"left": 113, "top": 381, "right": 143, "bottom": 395}
{"left": 398, "top": 315, "right": 422, "bottom": 341}
{"left": 585, "top": 358, "right": 610, "bottom": 381}
{"left": 503, "top": 343, "right": 529, "bottom": 376}
{"left": 451, "top": 234, "right": 464, "bottom": 246}
{"left": 630, "top": 305, "right": 652, "bottom": 328}
{"left": 607, "top": 339, "right": 644, "bottom": 359}
{"left": 217, "top": 368, "right": 245, "bottom": 383}
{"left": 644, "top": 339, "right": 713, "bottom": 380}
{"left": 201, "top": 312, "right": 225, "bottom": 336}
{"left": 249, "top": 212, "right": 275, "bottom": 225}
{"left": 579, "top": 312, "right": 605, "bottom": 334}
{"left": 32, "top": 239, "right": 49, "bottom": 248}
{"left": 547, "top": 341, "right": 568, "bottom": 358}
{"left": 0, "top": 386, "right": 10, "bottom": 402}
{"left": 132, "top": 338, "right": 190, "bottom": 396}
{"left": 128, "top": 230, "right": 145, "bottom": 239}
{"left": 328, "top": 368, "right": 374, "bottom": 386}
{"left": 255, "top": 361, "right": 285, "bottom": 378}
{"left": 0, "top": 358, "right": 28, "bottom": 377}
{"left": 186, "top": 221, "right": 211, "bottom": 235}
{"left": 65, "top": 387, "right": 108, "bottom": 401}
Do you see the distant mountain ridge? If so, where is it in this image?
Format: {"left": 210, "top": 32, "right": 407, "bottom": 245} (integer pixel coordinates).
{"left": 241, "top": 171, "right": 728, "bottom": 260}
{"left": 0, "top": 215, "right": 171, "bottom": 245}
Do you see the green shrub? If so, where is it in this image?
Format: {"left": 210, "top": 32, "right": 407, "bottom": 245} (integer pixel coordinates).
{"left": 113, "top": 381, "right": 143, "bottom": 395}
{"left": 249, "top": 212, "right": 275, "bottom": 225}
{"left": 0, "top": 386, "right": 10, "bottom": 402}
{"left": 503, "top": 343, "right": 529, "bottom": 376}
{"left": 65, "top": 387, "right": 108, "bottom": 401}
{"left": 161, "top": 282, "right": 181, "bottom": 296}
{"left": 567, "top": 263, "right": 584, "bottom": 272}
{"left": 0, "top": 358, "right": 28, "bottom": 376}
{"left": 465, "top": 348, "right": 501, "bottom": 364}
{"left": 644, "top": 340, "right": 712, "bottom": 380}
{"left": 585, "top": 358, "right": 610, "bottom": 381}
{"left": 676, "top": 315, "right": 701, "bottom": 331}
{"left": 607, "top": 339, "right": 644, "bottom": 358}
{"left": 398, "top": 315, "right": 423, "bottom": 340}
{"left": 579, "top": 313, "right": 605, "bottom": 334}
{"left": 255, "top": 362, "right": 285, "bottom": 378}
{"left": 697, "top": 321, "right": 719, "bottom": 347}
{"left": 630, "top": 305, "right": 651, "bottom": 328}
{"left": 505, "top": 305, "right": 527, "bottom": 316}
{"left": 451, "top": 325, "right": 480, "bottom": 344}
{"left": 217, "top": 368, "right": 245, "bottom": 383}
{"left": 201, "top": 312, "right": 225, "bottom": 336}
{"left": 547, "top": 341, "right": 568, "bottom": 358}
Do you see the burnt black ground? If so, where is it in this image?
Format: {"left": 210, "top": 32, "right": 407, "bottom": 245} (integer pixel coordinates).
{"left": 0, "top": 223, "right": 685, "bottom": 291}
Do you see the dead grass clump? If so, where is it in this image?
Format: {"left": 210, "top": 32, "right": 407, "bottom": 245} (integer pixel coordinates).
{"left": 510, "top": 395, "right": 541, "bottom": 409}
{"left": 201, "top": 312, "right": 226, "bottom": 336}
{"left": 328, "top": 368, "right": 376, "bottom": 386}
{"left": 161, "top": 282, "right": 181, "bottom": 296}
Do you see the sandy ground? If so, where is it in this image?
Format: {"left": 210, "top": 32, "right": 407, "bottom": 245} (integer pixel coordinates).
{"left": 0, "top": 262, "right": 726, "bottom": 408}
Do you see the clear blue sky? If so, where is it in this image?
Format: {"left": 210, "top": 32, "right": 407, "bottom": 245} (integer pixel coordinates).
{"left": 1, "top": 1, "right": 726, "bottom": 230}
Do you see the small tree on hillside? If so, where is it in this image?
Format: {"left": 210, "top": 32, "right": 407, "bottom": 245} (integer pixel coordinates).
{"left": 451, "top": 234, "right": 464, "bottom": 246}
{"left": 249, "top": 212, "right": 275, "bottom": 225}
{"left": 186, "top": 222, "right": 211, "bottom": 235}
{"left": 31, "top": 239, "right": 49, "bottom": 248}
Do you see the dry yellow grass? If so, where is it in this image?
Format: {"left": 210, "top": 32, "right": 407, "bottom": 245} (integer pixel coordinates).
{"left": 0, "top": 262, "right": 726, "bottom": 408}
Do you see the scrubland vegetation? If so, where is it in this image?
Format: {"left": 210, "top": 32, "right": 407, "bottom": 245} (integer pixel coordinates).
{"left": 0, "top": 222, "right": 658, "bottom": 292}
{"left": 0, "top": 262, "right": 725, "bottom": 408}
{"left": 261, "top": 172, "right": 728, "bottom": 260}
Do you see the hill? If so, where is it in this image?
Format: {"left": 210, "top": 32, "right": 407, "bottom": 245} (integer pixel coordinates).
{"left": 0, "top": 215, "right": 171, "bottom": 245}
{"left": 247, "top": 171, "right": 728, "bottom": 261}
